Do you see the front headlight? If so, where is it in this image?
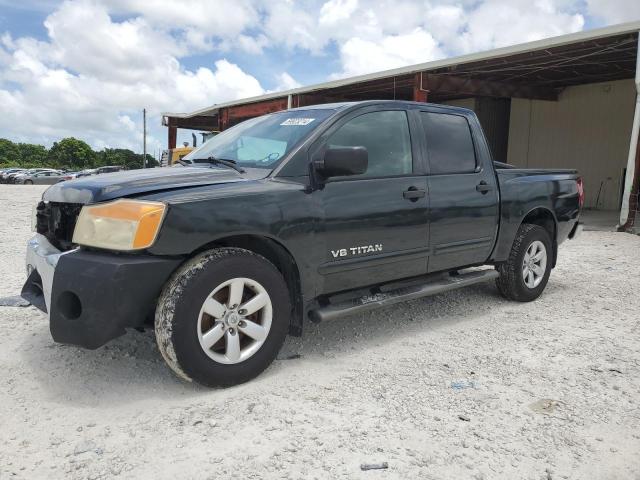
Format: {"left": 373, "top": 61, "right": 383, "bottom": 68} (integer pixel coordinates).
{"left": 72, "top": 199, "right": 167, "bottom": 251}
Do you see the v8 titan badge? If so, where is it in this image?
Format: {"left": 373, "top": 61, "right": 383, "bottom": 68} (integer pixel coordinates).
{"left": 331, "top": 244, "right": 383, "bottom": 258}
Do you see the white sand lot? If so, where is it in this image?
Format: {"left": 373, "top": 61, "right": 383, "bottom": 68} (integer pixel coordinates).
{"left": 1, "top": 184, "right": 639, "bottom": 480}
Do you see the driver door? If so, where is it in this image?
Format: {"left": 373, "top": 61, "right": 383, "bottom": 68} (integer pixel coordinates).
{"left": 313, "top": 107, "right": 429, "bottom": 294}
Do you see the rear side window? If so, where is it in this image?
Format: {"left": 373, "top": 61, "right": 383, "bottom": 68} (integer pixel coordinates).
{"left": 327, "top": 110, "right": 412, "bottom": 178}
{"left": 420, "top": 112, "right": 476, "bottom": 174}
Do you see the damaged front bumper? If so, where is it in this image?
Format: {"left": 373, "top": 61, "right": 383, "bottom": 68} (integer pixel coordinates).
{"left": 21, "top": 233, "right": 182, "bottom": 349}
{"left": 22, "top": 234, "right": 76, "bottom": 313}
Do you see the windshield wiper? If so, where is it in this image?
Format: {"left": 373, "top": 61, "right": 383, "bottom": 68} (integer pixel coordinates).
{"left": 190, "top": 156, "right": 245, "bottom": 173}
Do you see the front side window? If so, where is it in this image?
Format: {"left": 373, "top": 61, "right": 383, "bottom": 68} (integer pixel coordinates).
{"left": 326, "top": 110, "right": 413, "bottom": 178}
{"left": 420, "top": 112, "right": 476, "bottom": 174}
{"left": 184, "top": 109, "right": 334, "bottom": 170}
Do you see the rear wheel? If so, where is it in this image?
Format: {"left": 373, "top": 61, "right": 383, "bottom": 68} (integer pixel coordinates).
{"left": 155, "top": 248, "right": 290, "bottom": 387}
{"left": 496, "top": 224, "right": 552, "bottom": 302}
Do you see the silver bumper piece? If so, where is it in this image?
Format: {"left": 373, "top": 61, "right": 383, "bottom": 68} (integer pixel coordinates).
{"left": 25, "top": 234, "right": 75, "bottom": 313}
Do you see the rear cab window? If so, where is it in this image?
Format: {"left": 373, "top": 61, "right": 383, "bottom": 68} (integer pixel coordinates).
{"left": 419, "top": 112, "right": 477, "bottom": 174}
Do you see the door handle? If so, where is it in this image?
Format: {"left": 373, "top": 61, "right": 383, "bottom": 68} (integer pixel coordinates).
{"left": 403, "top": 187, "right": 426, "bottom": 201}
{"left": 476, "top": 181, "right": 492, "bottom": 194}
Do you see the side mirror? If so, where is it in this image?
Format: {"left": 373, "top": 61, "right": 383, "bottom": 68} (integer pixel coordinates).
{"left": 315, "top": 146, "right": 368, "bottom": 177}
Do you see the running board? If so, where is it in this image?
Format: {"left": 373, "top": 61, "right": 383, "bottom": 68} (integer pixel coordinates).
{"left": 309, "top": 269, "right": 499, "bottom": 322}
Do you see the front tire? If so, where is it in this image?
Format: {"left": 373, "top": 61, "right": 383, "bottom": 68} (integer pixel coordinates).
{"left": 24, "top": 180, "right": 33, "bottom": 185}
{"left": 155, "top": 248, "right": 291, "bottom": 387}
{"left": 496, "top": 224, "right": 552, "bottom": 302}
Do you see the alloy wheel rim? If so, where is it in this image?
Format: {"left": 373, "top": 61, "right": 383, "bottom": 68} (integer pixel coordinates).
{"left": 197, "top": 277, "right": 272, "bottom": 365}
{"left": 522, "top": 240, "right": 547, "bottom": 289}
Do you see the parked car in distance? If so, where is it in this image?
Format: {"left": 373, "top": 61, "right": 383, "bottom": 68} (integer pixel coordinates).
{"left": 96, "top": 166, "right": 125, "bottom": 174}
{"left": 1, "top": 168, "right": 27, "bottom": 183}
{"left": 16, "top": 169, "right": 65, "bottom": 185}
{"left": 58, "top": 171, "right": 79, "bottom": 181}
{"left": 6, "top": 168, "right": 52, "bottom": 184}
{"left": 23, "top": 101, "right": 583, "bottom": 388}
{"left": 75, "top": 169, "right": 97, "bottom": 178}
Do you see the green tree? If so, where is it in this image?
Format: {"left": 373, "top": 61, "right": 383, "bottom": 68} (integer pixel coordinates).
{"left": 0, "top": 139, "right": 21, "bottom": 166}
{"left": 16, "top": 143, "right": 48, "bottom": 167}
{"left": 144, "top": 154, "right": 159, "bottom": 168}
{"left": 2, "top": 137, "right": 159, "bottom": 171}
{"left": 100, "top": 148, "right": 158, "bottom": 170}
{"left": 47, "top": 138, "right": 96, "bottom": 170}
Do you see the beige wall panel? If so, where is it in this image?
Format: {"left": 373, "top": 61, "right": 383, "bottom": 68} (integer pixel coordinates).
{"left": 507, "top": 79, "right": 636, "bottom": 210}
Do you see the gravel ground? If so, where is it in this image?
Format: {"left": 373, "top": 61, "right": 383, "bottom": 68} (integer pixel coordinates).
{"left": 1, "top": 185, "right": 639, "bottom": 480}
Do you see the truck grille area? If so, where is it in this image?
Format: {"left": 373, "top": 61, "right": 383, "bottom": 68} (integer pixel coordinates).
{"left": 36, "top": 201, "right": 83, "bottom": 251}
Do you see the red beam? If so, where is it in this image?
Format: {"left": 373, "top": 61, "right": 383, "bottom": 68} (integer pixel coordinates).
{"left": 218, "top": 108, "right": 230, "bottom": 131}
{"left": 168, "top": 115, "right": 218, "bottom": 130}
{"left": 167, "top": 125, "right": 177, "bottom": 149}
{"left": 412, "top": 73, "right": 428, "bottom": 103}
{"left": 226, "top": 98, "right": 288, "bottom": 122}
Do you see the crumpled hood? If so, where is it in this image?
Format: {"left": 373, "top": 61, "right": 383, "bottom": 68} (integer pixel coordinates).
{"left": 43, "top": 167, "right": 265, "bottom": 204}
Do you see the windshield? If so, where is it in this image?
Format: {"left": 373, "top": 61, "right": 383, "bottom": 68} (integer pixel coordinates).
{"left": 183, "top": 109, "right": 334, "bottom": 169}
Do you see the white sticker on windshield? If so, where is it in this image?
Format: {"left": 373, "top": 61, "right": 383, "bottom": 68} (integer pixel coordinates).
{"left": 280, "top": 118, "right": 315, "bottom": 126}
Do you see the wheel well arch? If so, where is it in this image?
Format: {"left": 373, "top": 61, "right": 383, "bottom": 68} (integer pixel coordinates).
{"left": 193, "top": 234, "right": 304, "bottom": 337}
{"left": 520, "top": 207, "right": 558, "bottom": 266}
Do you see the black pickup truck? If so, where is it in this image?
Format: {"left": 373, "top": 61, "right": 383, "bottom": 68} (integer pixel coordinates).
{"left": 22, "top": 101, "right": 583, "bottom": 387}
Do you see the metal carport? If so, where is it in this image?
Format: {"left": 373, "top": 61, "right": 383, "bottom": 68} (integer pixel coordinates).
{"left": 163, "top": 21, "right": 640, "bottom": 232}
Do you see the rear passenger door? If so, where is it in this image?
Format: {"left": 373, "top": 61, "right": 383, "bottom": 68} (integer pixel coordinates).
{"left": 418, "top": 109, "right": 499, "bottom": 272}
{"left": 314, "top": 106, "right": 429, "bottom": 294}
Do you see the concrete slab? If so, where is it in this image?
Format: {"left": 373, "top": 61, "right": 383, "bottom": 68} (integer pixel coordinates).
{"left": 581, "top": 209, "right": 619, "bottom": 231}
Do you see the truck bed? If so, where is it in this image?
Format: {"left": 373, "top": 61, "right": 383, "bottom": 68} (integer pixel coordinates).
{"left": 492, "top": 166, "right": 581, "bottom": 263}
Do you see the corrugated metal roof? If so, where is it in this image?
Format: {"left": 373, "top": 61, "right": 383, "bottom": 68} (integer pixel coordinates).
{"left": 163, "top": 20, "right": 640, "bottom": 119}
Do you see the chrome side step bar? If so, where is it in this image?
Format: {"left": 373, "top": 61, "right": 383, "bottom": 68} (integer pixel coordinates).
{"left": 309, "top": 269, "right": 499, "bottom": 322}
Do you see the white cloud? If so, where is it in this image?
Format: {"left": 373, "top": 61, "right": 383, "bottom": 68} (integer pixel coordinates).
{"left": 275, "top": 72, "right": 302, "bottom": 90}
{"left": 262, "top": 2, "right": 327, "bottom": 53}
{"left": 323, "top": 0, "right": 588, "bottom": 77}
{"left": 585, "top": 0, "right": 640, "bottom": 24}
{"left": 106, "top": 0, "right": 259, "bottom": 40}
{"left": 236, "top": 34, "right": 270, "bottom": 55}
{"left": 173, "top": 60, "right": 264, "bottom": 107}
{"left": 452, "top": 0, "right": 585, "bottom": 54}
{"left": 0, "top": 0, "right": 264, "bottom": 152}
{"left": 118, "top": 115, "right": 136, "bottom": 131}
{"left": 334, "top": 28, "right": 445, "bottom": 77}
{"left": 0, "top": 0, "right": 636, "bottom": 151}
{"left": 319, "top": 0, "right": 359, "bottom": 25}
{"left": 44, "top": 1, "right": 181, "bottom": 83}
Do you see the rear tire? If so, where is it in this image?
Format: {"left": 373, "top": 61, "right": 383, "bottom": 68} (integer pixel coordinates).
{"left": 496, "top": 224, "right": 552, "bottom": 302}
{"left": 155, "top": 247, "right": 290, "bottom": 387}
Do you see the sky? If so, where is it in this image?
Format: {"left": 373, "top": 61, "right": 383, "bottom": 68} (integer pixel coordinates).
{"left": 0, "top": 0, "right": 638, "bottom": 157}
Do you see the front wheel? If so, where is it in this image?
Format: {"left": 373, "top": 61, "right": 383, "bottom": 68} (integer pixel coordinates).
{"left": 24, "top": 180, "right": 33, "bottom": 185}
{"left": 155, "top": 248, "right": 291, "bottom": 387}
{"left": 496, "top": 223, "right": 552, "bottom": 302}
